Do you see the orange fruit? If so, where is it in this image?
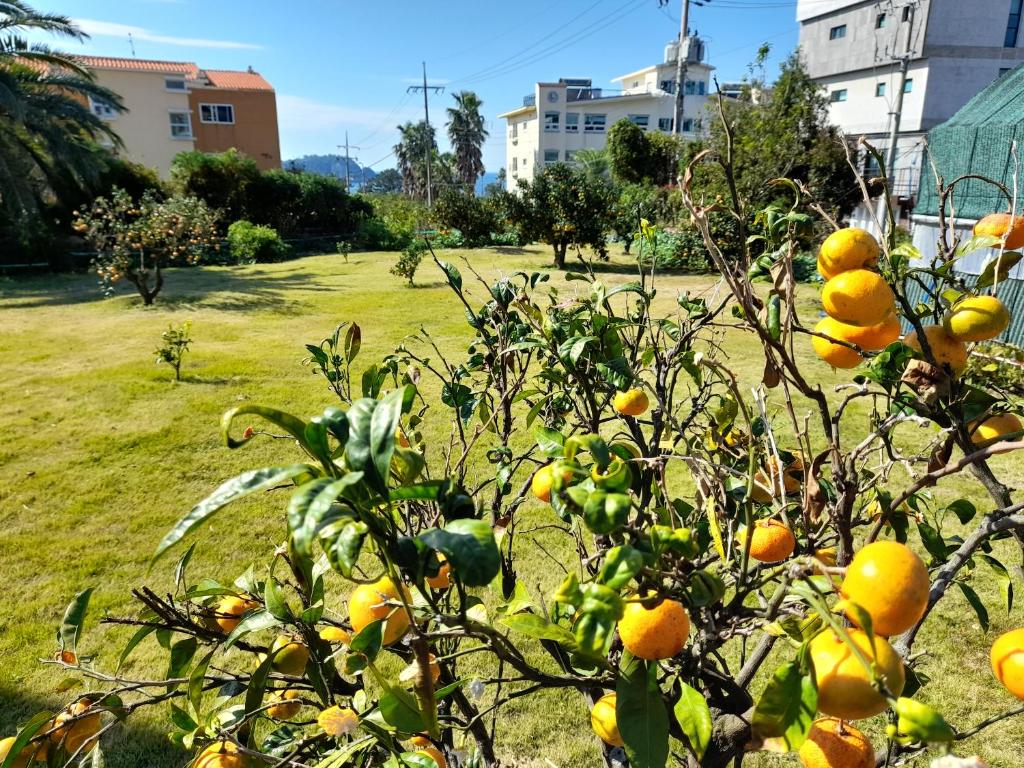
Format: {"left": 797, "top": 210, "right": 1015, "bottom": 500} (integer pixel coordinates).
{"left": 269, "top": 636, "right": 309, "bottom": 676}
{"left": 426, "top": 553, "right": 451, "bottom": 589}
{"left": 414, "top": 747, "right": 447, "bottom": 768}
{"left": 590, "top": 693, "right": 624, "bottom": 747}
{"left": 531, "top": 463, "right": 573, "bottom": 503}
{"left": 974, "top": 212, "right": 1024, "bottom": 250}
{"left": 817, "top": 228, "right": 880, "bottom": 281}
{"left": 266, "top": 689, "right": 302, "bottom": 720}
{"left": 991, "top": 627, "right": 1024, "bottom": 700}
{"left": 211, "top": 594, "right": 260, "bottom": 634}
{"left": 840, "top": 541, "right": 929, "bottom": 637}
{"left": 348, "top": 576, "right": 411, "bottom": 645}
{"left": 613, "top": 388, "right": 649, "bottom": 416}
{"left": 618, "top": 595, "right": 689, "bottom": 660}
{"left": 0, "top": 736, "right": 36, "bottom": 768}
{"left": 318, "top": 626, "right": 351, "bottom": 645}
{"left": 969, "top": 413, "right": 1023, "bottom": 446}
{"left": 821, "top": 270, "right": 896, "bottom": 327}
{"left": 812, "top": 314, "right": 902, "bottom": 369}
{"left": 194, "top": 740, "right": 247, "bottom": 768}
{"left": 51, "top": 699, "right": 101, "bottom": 755}
{"left": 409, "top": 735, "right": 432, "bottom": 748}
{"left": 943, "top": 295, "right": 1010, "bottom": 342}
{"left": 904, "top": 325, "right": 968, "bottom": 373}
{"left": 744, "top": 519, "right": 796, "bottom": 563}
{"left": 810, "top": 628, "right": 905, "bottom": 720}
{"left": 798, "top": 717, "right": 873, "bottom": 768}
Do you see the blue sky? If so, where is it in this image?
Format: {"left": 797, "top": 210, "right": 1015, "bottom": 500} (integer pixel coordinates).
{"left": 41, "top": 0, "right": 800, "bottom": 173}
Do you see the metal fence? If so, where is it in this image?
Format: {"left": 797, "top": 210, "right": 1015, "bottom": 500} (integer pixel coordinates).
{"left": 902, "top": 273, "right": 1024, "bottom": 348}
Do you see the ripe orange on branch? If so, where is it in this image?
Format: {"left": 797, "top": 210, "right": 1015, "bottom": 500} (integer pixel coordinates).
{"left": 195, "top": 740, "right": 247, "bottom": 768}
{"left": 810, "top": 628, "right": 905, "bottom": 720}
{"left": 991, "top": 627, "right": 1024, "bottom": 700}
{"left": 618, "top": 594, "right": 690, "bottom": 660}
{"left": 840, "top": 541, "right": 929, "bottom": 637}
{"left": 348, "top": 576, "right": 411, "bottom": 645}
{"left": 811, "top": 315, "right": 901, "bottom": 369}
{"left": 798, "top": 717, "right": 874, "bottom": 768}
{"left": 904, "top": 325, "right": 968, "bottom": 373}
{"left": 743, "top": 519, "right": 796, "bottom": 563}
{"left": 211, "top": 594, "right": 260, "bottom": 634}
{"left": 613, "top": 388, "right": 649, "bottom": 416}
{"left": 817, "top": 228, "right": 880, "bottom": 281}
{"left": 973, "top": 212, "right": 1024, "bottom": 250}
{"left": 530, "top": 463, "right": 574, "bottom": 503}
{"left": 821, "top": 270, "right": 896, "bottom": 327}
{"left": 590, "top": 693, "right": 624, "bottom": 746}
{"left": 968, "top": 412, "right": 1023, "bottom": 446}
{"left": 943, "top": 295, "right": 1010, "bottom": 342}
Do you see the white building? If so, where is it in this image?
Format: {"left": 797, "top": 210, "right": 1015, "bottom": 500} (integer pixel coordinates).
{"left": 498, "top": 42, "right": 713, "bottom": 185}
{"left": 797, "top": 0, "right": 1024, "bottom": 204}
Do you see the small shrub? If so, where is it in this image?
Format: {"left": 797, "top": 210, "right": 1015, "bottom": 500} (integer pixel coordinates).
{"left": 792, "top": 252, "right": 820, "bottom": 283}
{"left": 336, "top": 241, "right": 352, "bottom": 262}
{"left": 431, "top": 230, "right": 466, "bottom": 249}
{"left": 227, "top": 220, "right": 291, "bottom": 263}
{"left": 155, "top": 321, "right": 193, "bottom": 381}
{"left": 359, "top": 195, "right": 427, "bottom": 250}
{"left": 639, "top": 230, "right": 714, "bottom": 272}
{"left": 391, "top": 240, "right": 427, "bottom": 285}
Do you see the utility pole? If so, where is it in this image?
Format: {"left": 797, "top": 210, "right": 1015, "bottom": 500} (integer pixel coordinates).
{"left": 877, "top": 2, "right": 916, "bottom": 229}
{"left": 672, "top": 0, "right": 691, "bottom": 137}
{"left": 338, "top": 133, "right": 361, "bottom": 191}
{"left": 407, "top": 62, "right": 445, "bottom": 206}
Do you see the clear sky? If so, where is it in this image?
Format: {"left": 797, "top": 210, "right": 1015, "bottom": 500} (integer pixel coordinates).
{"left": 38, "top": 0, "right": 801, "bottom": 173}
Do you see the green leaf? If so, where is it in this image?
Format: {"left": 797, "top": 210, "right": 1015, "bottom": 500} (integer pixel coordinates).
{"left": 224, "top": 608, "right": 282, "bottom": 649}
{"left": 116, "top": 625, "right": 156, "bottom": 673}
{"left": 0, "top": 711, "right": 52, "bottom": 768}
{"left": 263, "top": 578, "right": 292, "bottom": 621}
{"left": 379, "top": 685, "right": 426, "bottom": 733}
{"left": 976, "top": 251, "right": 1023, "bottom": 289}
{"left": 371, "top": 387, "right": 409, "bottom": 496}
{"left": 597, "top": 546, "right": 645, "bottom": 590}
{"left": 947, "top": 499, "right": 977, "bottom": 525}
{"left": 616, "top": 652, "right": 670, "bottom": 768}
{"left": 750, "top": 661, "right": 817, "bottom": 750}
{"left": 420, "top": 519, "right": 500, "bottom": 587}
{"left": 243, "top": 652, "right": 277, "bottom": 745}
{"left": 917, "top": 522, "right": 948, "bottom": 564}
{"left": 673, "top": 681, "right": 712, "bottom": 760}
{"left": 349, "top": 619, "right": 384, "bottom": 662}
{"left": 167, "top": 637, "right": 198, "bottom": 682}
{"left": 981, "top": 555, "right": 1014, "bottom": 613}
{"left": 59, "top": 587, "right": 93, "bottom": 657}
{"left": 154, "top": 465, "right": 312, "bottom": 561}
{"left": 597, "top": 357, "right": 632, "bottom": 390}
{"left": 188, "top": 648, "right": 216, "bottom": 714}
{"left": 534, "top": 426, "right": 565, "bottom": 457}
{"left": 221, "top": 404, "right": 310, "bottom": 450}
{"left": 954, "top": 234, "right": 1001, "bottom": 258}
{"left": 344, "top": 323, "right": 362, "bottom": 362}
{"left": 436, "top": 259, "right": 462, "bottom": 291}
{"left": 174, "top": 543, "right": 197, "bottom": 592}
{"left": 499, "top": 613, "right": 578, "bottom": 649}
{"left": 291, "top": 474, "right": 365, "bottom": 559}
{"left": 894, "top": 697, "right": 955, "bottom": 743}
{"left": 169, "top": 702, "right": 197, "bottom": 732}
{"left": 957, "top": 582, "right": 989, "bottom": 632}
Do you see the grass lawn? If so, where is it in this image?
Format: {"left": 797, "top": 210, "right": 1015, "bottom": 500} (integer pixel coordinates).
{"left": 1, "top": 246, "right": 1021, "bottom": 767}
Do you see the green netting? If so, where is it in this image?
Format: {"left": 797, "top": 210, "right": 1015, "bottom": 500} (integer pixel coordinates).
{"left": 916, "top": 65, "right": 1024, "bottom": 221}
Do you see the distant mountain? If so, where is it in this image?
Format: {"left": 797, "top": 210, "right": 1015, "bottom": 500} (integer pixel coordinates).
{"left": 284, "top": 154, "right": 377, "bottom": 190}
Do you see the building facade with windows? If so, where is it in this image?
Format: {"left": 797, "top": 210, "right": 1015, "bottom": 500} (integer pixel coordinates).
{"left": 498, "top": 43, "right": 713, "bottom": 185}
{"left": 77, "top": 56, "right": 281, "bottom": 177}
{"left": 797, "top": 0, "right": 1024, "bottom": 203}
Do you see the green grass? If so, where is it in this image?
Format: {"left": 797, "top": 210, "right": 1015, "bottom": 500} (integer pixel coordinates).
{"left": 0, "top": 247, "right": 1020, "bottom": 767}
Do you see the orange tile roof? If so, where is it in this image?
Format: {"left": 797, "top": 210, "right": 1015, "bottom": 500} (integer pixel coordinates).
{"left": 199, "top": 69, "right": 274, "bottom": 92}
{"left": 75, "top": 55, "right": 199, "bottom": 77}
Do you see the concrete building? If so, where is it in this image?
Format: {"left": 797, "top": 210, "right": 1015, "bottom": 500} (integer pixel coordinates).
{"left": 77, "top": 56, "right": 281, "bottom": 177}
{"left": 797, "top": 0, "right": 1024, "bottom": 204}
{"left": 498, "top": 42, "right": 713, "bottom": 185}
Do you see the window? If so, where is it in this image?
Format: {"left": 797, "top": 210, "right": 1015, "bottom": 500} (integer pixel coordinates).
{"left": 544, "top": 111, "right": 560, "bottom": 132}
{"left": 584, "top": 113, "right": 607, "bottom": 132}
{"left": 544, "top": 149, "right": 559, "bottom": 165}
{"left": 875, "top": 82, "right": 887, "bottom": 97}
{"left": 199, "top": 103, "right": 235, "bottom": 124}
{"left": 512, "top": 157, "right": 518, "bottom": 171}
{"left": 169, "top": 110, "right": 192, "bottom": 138}
{"left": 1006, "top": 0, "right": 1022, "bottom": 47}
{"left": 876, "top": 13, "right": 887, "bottom": 29}
{"left": 165, "top": 77, "right": 187, "bottom": 91}
{"left": 660, "top": 79, "right": 676, "bottom": 94}
{"left": 565, "top": 149, "right": 578, "bottom": 162}
{"left": 902, "top": 6, "right": 912, "bottom": 21}
{"left": 511, "top": 123, "right": 518, "bottom": 138}
{"left": 658, "top": 117, "right": 674, "bottom": 132}
{"left": 681, "top": 118, "right": 694, "bottom": 132}
{"left": 863, "top": 152, "right": 880, "bottom": 178}
{"left": 829, "top": 89, "right": 848, "bottom": 102}
{"left": 829, "top": 24, "right": 846, "bottom": 40}
{"left": 565, "top": 112, "right": 580, "bottom": 132}
{"left": 89, "top": 96, "right": 116, "bottom": 120}
{"left": 628, "top": 114, "right": 650, "bottom": 130}
{"left": 903, "top": 79, "right": 913, "bottom": 93}
{"left": 684, "top": 79, "right": 705, "bottom": 96}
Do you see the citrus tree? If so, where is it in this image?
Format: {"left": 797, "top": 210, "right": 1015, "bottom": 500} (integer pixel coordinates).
{"left": 5, "top": 141, "right": 1024, "bottom": 768}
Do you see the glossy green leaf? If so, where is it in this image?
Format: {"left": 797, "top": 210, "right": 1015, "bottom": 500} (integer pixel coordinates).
{"left": 379, "top": 685, "right": 426, "bottom": 733}
{"left": 957, "top": 582, "right": 989, "bottom": 632}
{"left": 0, "top": 711, "right": 52, "bottom": 768}
{"left": 597, "top": 546, "right": 645, "bottom": 589}
{"left": 244, "top": 652, "right": 277, "bottom": 745}
{"left": 224, "top": 608, "right": 282, "bottom": 649}
{"left": 673, "top": 681, "right": 712, "bottom": 760}
{"left": 420, "top": 519, "right": 500, "bottom": 587}
{"left": 263, "top": 578, "right": 291, "bottom": 621}
{"left": 154, "top": 465, "right": 312, "bottom": 561}
{"left": 59, "top": 587, "right": 93, "bottom": 657}
{"left": 499, "top": 613, "right": 578, "bottom": 649}
{"left": 167, "top": 637, "right": 198, "bottom": 682}
{"left": 188, "top": 648, "right": 216, "bottom": 714}
{"left": 976, "top": 251, "right": 1023, "bottom": 289}
{"left": 534, "top": 426, "right": 565, "bottom": 457}
{"left": 750, "top": 661, "right": 817, "bottom": 750}
{"left": 616, "top": 652, "right": 670, "bottom": 768}
{"left": 221, "top": 404, "right": 309, "bottom": 450}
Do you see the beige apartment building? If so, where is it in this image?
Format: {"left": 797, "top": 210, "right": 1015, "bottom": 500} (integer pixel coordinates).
{"left": 77, "top": 56, "right": 282, "bottom": 177}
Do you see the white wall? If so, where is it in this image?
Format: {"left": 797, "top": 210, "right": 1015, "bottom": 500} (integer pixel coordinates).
{"left": 911, "top": 215, "right": 1024, "bottom": 278}
{"left": 819, "top": 61, "right": 930, "bottom": 135}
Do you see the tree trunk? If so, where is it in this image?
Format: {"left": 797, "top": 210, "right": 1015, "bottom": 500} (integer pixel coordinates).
{"left": 553, "top": 242, "right": 567, "bottom": 269}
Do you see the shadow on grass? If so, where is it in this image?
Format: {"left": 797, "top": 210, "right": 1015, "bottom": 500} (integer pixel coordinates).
{"left": 0, "top": 261, "right": 348, "bottom": 313}
{"left": 0, "top": 684, "right": 186, "bottom": 768}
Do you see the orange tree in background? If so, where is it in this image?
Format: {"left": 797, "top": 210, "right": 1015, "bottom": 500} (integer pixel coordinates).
{"left": 6, "top": 137, "right": 1024, "bottom": 768}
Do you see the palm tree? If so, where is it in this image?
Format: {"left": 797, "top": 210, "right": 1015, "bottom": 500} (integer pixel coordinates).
{"left": 446, "top": 91, "right": 487, "bottom": 190}
{"left": 394, "top": 120, "right": 435, "bottom": 201}
{"left": 573, "top": 149, "right": 611, "bottom": 183}
{"left": 0, "top": 1, "right": 123, "bottom": 222}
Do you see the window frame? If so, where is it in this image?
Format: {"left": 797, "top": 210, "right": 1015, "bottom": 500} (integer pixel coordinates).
{"left": 875, "top": 82, "right": 887, "bottom": 97}
{"left": 628, "top": 114, "right": 650, "bottom": 130}
{"left": 544, "top": 111, "right": 560, "bottom": 132}
{"left": 829, "top": 24, "right": 847, "bottom": 40}
{"left": 659, "top": 79, "right": 676, "bottom": 94}
{"left": 829, "top": 88, "right": 848, "bottom": 103}
{"left": 164, "top": 77, "right": 188, "bottom": 92}
{"left": 565, "top": 149, "right": 578, "bottom": 162}
{"left": 168, "top": 109, "right": 193, "bottom": 139}
{"left": 199, "top": 103, "right": 236, "bottom": 125}
{"left": 1006, "top": 0, "right": 1023, "bottom": 47}
{"left": 543, "top": 149, "right": 559, "bottom": 165}
{"left": 875, "top": 13, "right": 887, "bottom": 29}
{"left": 565, "top": 112, "right": 580, "bottom": 132}
{"left": 88, "top": 96, "right": 117, "bottom": 120}
{"left": 681, "top": 118, "right": 694, "bottom": 133}
{"left": 583, "top": 113, "right": 607, "bottom": 133}
{"left": 657, "top": 117, "right": 673, "bottom": 132}
{"left": 903, "top": 79, "right": 913, "bottom": 93}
